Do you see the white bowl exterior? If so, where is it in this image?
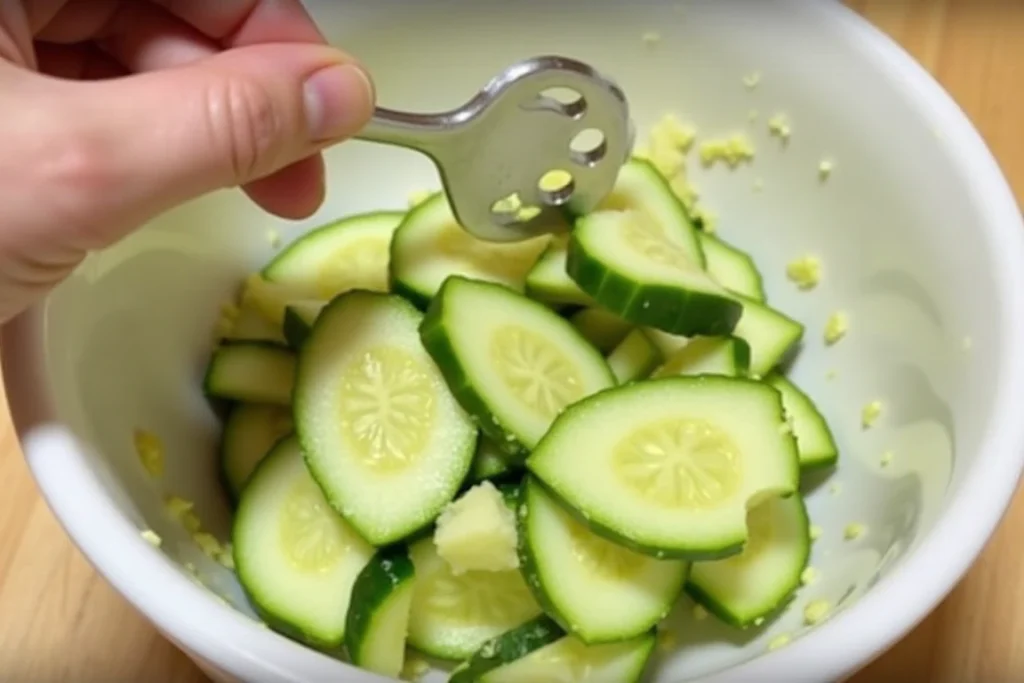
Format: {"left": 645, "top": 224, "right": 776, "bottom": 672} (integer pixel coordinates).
{"left": 5, "top": 1, "right": 1024, "bottom": 682}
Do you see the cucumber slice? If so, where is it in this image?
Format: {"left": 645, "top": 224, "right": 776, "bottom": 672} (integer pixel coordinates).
{"left": 449, "top": 616, "right": 564, "bottom": 683}
{"left": 262, "top": 211, "right": 404, "bottom": 298}
{"left": 239, "top": 274, "right": 317, "bottom": 328}
{"left": 470, "top": 437, "right": 517, "bottom": 483}
{"left": 282, "top": 301, "right": 326, "bottom": 350}
{"left": 232, "top": 436, "right": 375, "bottom": 649}
{"left": 224, "top": 301, "right": 287, "bottom": 344}
{"left": 526, "top": 376, "right": 800, "bottom": 560}
{"left": 699, "top": 233, "right": 766, "bottom": 302}
{"left": 597, "top": 157, "right": 703, "bottom": 267}
{"left": 420, "top": 276, "right": 615, "bottom": 460}
{"left": 203, "top": 341, "right": 295, "bottom": 406}
{"left": 451, "top": 616, "right": 656, "bottom": 683}
{"left": 651, "top": 336, "right": 751, "bottom": 379}
{"left": 765, "top": 374, "right": 839, "bottom": 470}
{"left": 389, "top": 192, "right": 551, "bottom": 307}
{"left": 567, "top": 209, "right": 743, "bottom": 337}
{"left": 732, "top": 297, "right": 804, "bottom": 376}
{"left": 294, "top": 290, "right": 478, "bottom": 546}
{"left": 525, "top": 236, "right": 594, "bottom": 307}
{"left": 407, "top": 537, "right": 542, "bottom": 660}
{"left": 686, "top": 493, "right": 810, "bottom": 628}
{"left": 568, "top": 308, "right": 632, "bottom": 354}
{"left": 219, "top": 404, "right": 294, "bottom": 500}
{"left": 607, "top": 329, "right": 662, "bottom": 384}
{"left": 345, "top": 546, "right": 417, "bottom": 678}
{"left": 644, "top": 298, "right": 804, "bottom": 378}
{"left": 519, "top": 478, "right": 688, "bottom": 644}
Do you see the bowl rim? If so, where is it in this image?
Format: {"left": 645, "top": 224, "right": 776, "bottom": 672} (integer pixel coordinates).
{"left": 5, "top": 2, "right": 1024, "bottom": 682}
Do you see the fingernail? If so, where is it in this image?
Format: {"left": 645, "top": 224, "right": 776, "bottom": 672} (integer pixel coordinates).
{"left": 303, "top": 64, "right": 374, "bottom": 141}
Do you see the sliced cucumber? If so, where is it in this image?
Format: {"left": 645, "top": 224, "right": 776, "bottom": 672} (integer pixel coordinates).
{"left": 699, "top": 233, "right": 766, "bottom": 302}
{"left": 282, "top": 301, "right": 326, "bottom": 350}
{"left": 651, "top": 336, "right": 751, "bottom": 379}
{"left": 223, "top": 301, "right": 287, "bottom": 344}
{"left": 568, "top": 308, "right": 632, "bottom": 354}
{"left": 765, "top": 374, "right": 839, "bottom": 470}
{"left": 597, "top": 157, "right": 703, "bottom": 267}
{"left": 686, "top": 493, "right": 810, "bottom": 628}
{"left": 567, "top": 210, "right": 743, "bottom": 337}
{"left": 470, "top": 437, "right": 517, "bottom": 483}
{"left": 451, "top": 615, "right": 656, "bottom": 683}
{"left": 219, "top": 404, "right": 294, "bottom": 500}
{"left": 262, "top": 211, "right": 404, "bottom": 299}
{"left": 732, "top": 297, "right": 804, "bottom": 376}
{"left": 345, "top": 546, "right": 417, "bottom": 678}
{"left": 449, "top": 616, "right": 564, "bottom": 683}
{"left": 407, "top": 536, "right": 542, "bottom": 660}
{"left": 420, "top": 276, "right": 615, "bottom": 460}
{"left": 607, "top": 329, "right": 662, "bottom": 384}
{"left": 203, "top": 341, "right": 295, "bottom": 406}
{"left": 526, "top": 376, "right": 800, "bottom": 560}
{"left": 389, "top": 192, "right": 551, "bottom": 307}
{"left": 519, "top": 478, "right": 688, "bottom": 644}
{"left": 525, "top": 236, "right": 594, "bottom": 307}
{"left": 294, "top": 290, "right": 478, "bottom": 546}
{"left": 239, "top": 274, "right": 317, "bottom": 328}
{"left": 643, "top": 298, "right": 804, "bottom": 378}
{"left": 232, "top": 436, "right": 374, "bottom": 649}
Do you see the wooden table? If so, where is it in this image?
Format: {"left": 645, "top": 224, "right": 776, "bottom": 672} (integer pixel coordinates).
{"left": 1, "top": 1, "right": 1023, "bottom": 680}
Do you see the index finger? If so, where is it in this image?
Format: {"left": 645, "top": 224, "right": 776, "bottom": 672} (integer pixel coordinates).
{"left": 152, "top": 0, "right": 327, "bottom": 47}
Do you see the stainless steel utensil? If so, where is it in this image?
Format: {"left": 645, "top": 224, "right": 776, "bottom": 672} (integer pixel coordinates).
{"left": 355, "top": 55, "right": 633, "bottom": 243}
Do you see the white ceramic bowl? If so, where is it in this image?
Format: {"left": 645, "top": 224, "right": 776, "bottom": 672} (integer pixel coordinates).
{"left": 5, "top": 1, "right": 1024, "bottom": 682}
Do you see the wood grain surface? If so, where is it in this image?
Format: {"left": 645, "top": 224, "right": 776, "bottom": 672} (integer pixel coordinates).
{"left": 1, "top": 1, "right": 1022, "bottom": 681}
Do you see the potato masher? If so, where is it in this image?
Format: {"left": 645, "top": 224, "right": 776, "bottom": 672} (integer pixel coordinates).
{"left": 354, "top": 55, "right": 634, "bottom": 243}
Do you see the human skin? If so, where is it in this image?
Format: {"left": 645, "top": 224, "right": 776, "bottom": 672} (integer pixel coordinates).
{"left": 0, "top": 0, "right": 375, "bottom": 322}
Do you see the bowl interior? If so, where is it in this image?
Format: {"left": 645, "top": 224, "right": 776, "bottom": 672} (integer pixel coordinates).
{"left": 35, "top": 1, "right": 1006, "bottom": 680}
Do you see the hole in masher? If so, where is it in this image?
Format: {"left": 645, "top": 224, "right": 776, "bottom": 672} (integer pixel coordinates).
{"left": 491, "top": 192, "right": 542, "bottom": 224}
{"left": 570, "top": 128, "right": 607, "bottom": 167}
{"left": 521, "top": 87, "right": 587, "bottom": 118}
{"left": 538, "top": 170, "right": 575, "bottom": 206}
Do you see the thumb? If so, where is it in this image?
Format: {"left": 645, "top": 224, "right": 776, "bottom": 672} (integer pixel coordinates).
{"left": 47, "top": 43, "right": 375, "bottom": 247}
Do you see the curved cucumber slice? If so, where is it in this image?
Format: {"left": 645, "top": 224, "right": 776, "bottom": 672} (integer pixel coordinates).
{"left": 232, "top": 436, "right": 374, "bottom": 649}
{"left": 451, "top": 615, "right": 656, "bottom": 683}
{"left": 470, "top": 437, "right": 517, "bottom": 484}
{"left": 420, "top": 276, "right": 615, "bottom": 460}
{"left": 449, "top": 616, "right": 564, "bottom": 683}
{"left": 262, "top": 211, "right": 404, "bottom": 299}
{"left": 407, "top": 537, "right": 542, "bottom": 660}
{"left": 686, "top": 493, "right": 810, "bottom": 628}
{"left": 643, "top": 298, "right": 803, "bottom": 378}
{"left": 524, "top": 236, "right": 594, "bottom": 307}
{"left": 282, "top": 301, "right": 326, "bottom": 350}
{"left": 519, "top": 478, "right": 688, "bottom": 644}
{"left": 345, "top": 547, "right": 417, "bottom": 678}
{"left": 733, "top": 297, "right": 804, "bottom": 376}
{"left": 389, "top": 193, "right": 551, "bottom": 307}
{"left": 651, "top": 336, "right": 751, "bottom": 379}
{"left": 203, "top": 341, "right": 295, "bottom": 406}
{"left": 223, "top": 301, "right": 287, "bottom": 344}
{"left": 526, "top": 376, "right": 800, "bottom": 560}
{"left": 294, "top": 291, "right": 478, "bottom": 546}
{"left": 569, "top": 308, "right": 632, "bottom": 353}
{"left": 699, "top": 233, "right": 766, "bottom": 302}
{"left": 567, "top": 210, "right": 743, "bottom": 337}
{"left": 597, "top": 157, "right": 703, "bottom": 267}
{"left": 607, "top": 329, "right": 662, "bottom": 384}
{"left": 765, "top": 374, "right": 839, "bottom": 470}
{"left": 219, "top": 404, "right": 293, "bottom": 500}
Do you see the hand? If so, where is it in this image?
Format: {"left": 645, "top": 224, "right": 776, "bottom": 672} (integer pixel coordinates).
{"left": 0, "top": 0, "right": 375, "bottom": 322}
